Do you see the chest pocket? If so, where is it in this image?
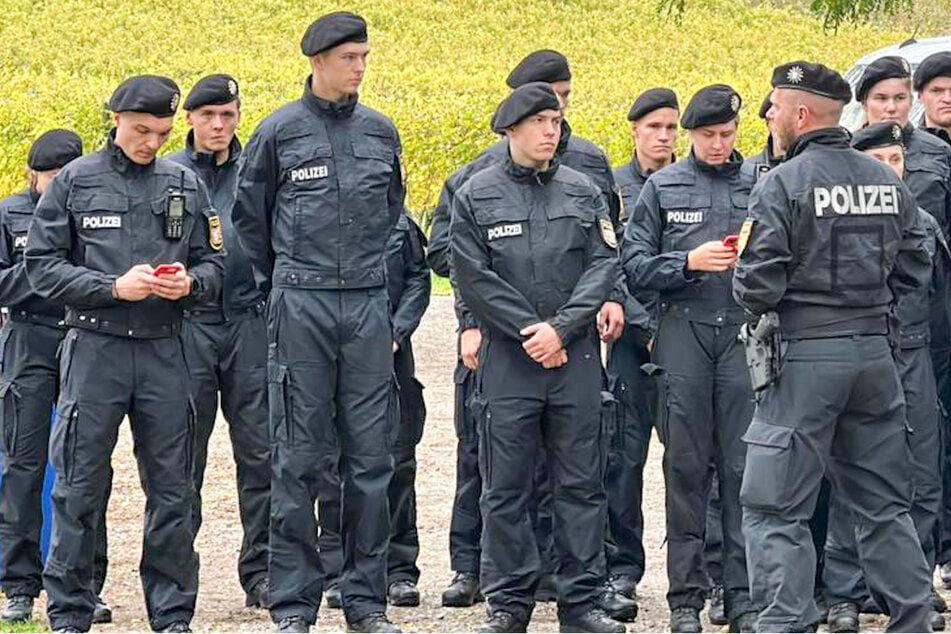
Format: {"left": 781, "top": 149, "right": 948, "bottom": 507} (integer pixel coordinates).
{"left": 658, "top": 191, "right": 711, "bottom": 252}
{"left": 547, "top": 187, "right": 596, "bottom": 292}
{"left": 349, "top": 136, "right": 395, "bottom": 204}
{"left": 70, "top": 192, "right": 128, "bottom": 269}
{"left": 146, "top": 190, "right": 199, "bottom": 263}
{"left": 283, "top": 143, "right": 334, "bottom": 192}
{"left": 471, "top": 189, "right": 529, "bottom": 258}
{"left": 6, "top": 212, "right": 32, "bottom": 259}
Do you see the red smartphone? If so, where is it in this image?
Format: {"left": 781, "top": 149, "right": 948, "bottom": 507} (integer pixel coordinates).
{"left": 723, "top": 234, "right": 739, "bottom": 250}
{"left": 153, "top": 264, "right": 183, "bottom": 277}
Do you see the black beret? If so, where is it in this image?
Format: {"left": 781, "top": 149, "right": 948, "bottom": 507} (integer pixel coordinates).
{"left": 27, "top": 129, "right": 82, "bottom": 171}
{"left": 184, "top": 74, "right": 240, "bottom": 111}
{"left": 771, "top": 61, "right": 852, "bottom": 103}
{"left": 108, "top": 75, "right": 181, "bottom": 117}
{"left": 856, "top": 56, "right": 911, "bottom": 102}
{"left": 506, "top": 50, "right": 571, "bottom": 88}
{"left": 914, "top": 51, "right": 951, "bottom": 92}
{"left": 852, "top": 121, "right": 905, "bottom": 151}
{"left": 758, "top": 94, "right": 772, "bottom": 120}
{"left": 491, "top": 82, "right": 561, "bottom": 133}
{"left": 627, "top": 87, "right": 679, "bottom": 121}
{"left": 301, "top": 11, "right": 367, "bottom": 56}
{"left": 681, "top": 84, "right": 742, "bottom": 130}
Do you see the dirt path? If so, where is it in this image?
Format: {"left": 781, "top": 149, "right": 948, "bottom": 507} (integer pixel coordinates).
{"left": 34, "top": 296, "right": 920, "bottom": 631}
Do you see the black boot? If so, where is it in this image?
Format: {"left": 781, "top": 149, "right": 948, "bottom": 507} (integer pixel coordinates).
{"left": 670, "top": 607, "right": 701, "bottom": 633}
{"left": 0, "top": 596, "right": 33, "bottom": 623}
{"left": 535, "top": 574, "right": 557, "bottom": 602}
{"left": 245, "top": 579, "right": 269, "bottom": 609}
{"left": 442, "top": 572, "right": 482, "bottom": 607}
{"left": 827, "top": 602, "right": 859, "bottom": 633}
{"left": 277, "top": 615, "right": 310, "bottom": 633}
{"left": 92, "top": 596, "right": 113, "bottom": 624}
{"left": 595, "top": 585, "right": 637, "bottom": 623}
{"left": 158, "top": 622, "right": 191, "bottom": 633}
{"left": 325, "top": 581, "right": 342, "bottom": 609}
{"left": 730, "top": 611, "right": 758, "bottom": 633}
{"left": 559, "top": 608, "right": 626, "bottom": 633}
{"left": 347, "top": 612, "right": 401, "bottom": 633}
{"left": 935, "top": 589, "right": 948, "bottom": 614}
{"left": 708, "top": 585, "right": 727, "bottom": 626}
{"left": 387, "top": 580, "right": 420, "bottom": 607}
{"left": 933, "top": 610, "right": 947, "bottom": 631}
{"left": 608, "top": 574, "right": 637, "bottom": 601}
{"left": 479, "top": 611, "right": 528, "bottom": 633}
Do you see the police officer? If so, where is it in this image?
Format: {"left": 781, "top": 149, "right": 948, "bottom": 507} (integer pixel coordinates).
{"left": 734, "top": 61, "right": 933, "bottom": 633}
{"left": 166, "top": 74, "right": 271, "bottom": 609}
{"left": 915, "top": 52, "right": 951, "bottom": 144}
{"left": 231, "top": 12, "right": 405, "bottom": 633}
{"left": 0, "top": 130, "right": 113, "bottom": 625}
{"left": 26, "top": 75, "right": 223, "bottom": 633}
{"left": 316, "top": 211, "right": 431, "bottom": 608}
{"left": 429, "top": 48, "right": 628, "bottom": 617}
{"left": 622, "top": 84, "right": 757, "bottom": 633}
{"left": 451, "top": 81, "right": 622, "bottom": 634}
{"left": 604, "top": 87, "right": 679, "bottom": 603}
{"left": 745, "top": 96, "right": 785, "bottom": 173}
{"left": 820, "top": 122, "right": 947, "bottom": 633}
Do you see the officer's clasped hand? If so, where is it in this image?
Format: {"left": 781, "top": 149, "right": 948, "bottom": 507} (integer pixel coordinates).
{"left": 520, "top": 322, "right": 564, "bottom": 367}
{"left": 597, "top": 301, "right": 625, "bottom": 342}
{"left": 686, "top": 240, "right": 739, "bottom": 273}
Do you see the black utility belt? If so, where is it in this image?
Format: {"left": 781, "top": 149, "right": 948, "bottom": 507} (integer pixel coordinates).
{"left": 66, "top": 315, "right": 181, "bottom": 339}
{"left": 185, "top": 301, "right": 265, "bottom": 324}
{"left": 781, "top": 315, "right": 888, "bottom": 341}
{"left": 8, "top": 310, "right": 67, "bottom": 330}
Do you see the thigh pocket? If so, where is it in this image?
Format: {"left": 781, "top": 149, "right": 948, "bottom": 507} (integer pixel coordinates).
{"left": 471, "top": 392, "right": 491, "bottom": 484}
{"left": 268, "top": 361, "right": 292, "bottom": 446}
{"left": 600, "top": 390, "right": 618, "bottom": 477}
{"left": 50, "top": 400, "right": 78, "bottom": 484}
{"left": 0, "top": 381, "right": 20, "bottom": 457}
{"left": 454, "top": 363, "right": 476, "bottom": 442}
{"left": 739, "top": 420, "right": 794, "bottom": 511}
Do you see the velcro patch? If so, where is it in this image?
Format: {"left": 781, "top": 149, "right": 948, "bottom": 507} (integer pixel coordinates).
{"left": 81, "top": 215, "right": 121, "bottom": 229}
{"left": 487, "top": 223, "right": 523, "bottom": 241}
{"left": 290, "top": 165, "right": 329, "bottom": 183}
{"left": 666, "top": 210, "right": 703, "bottom": 224}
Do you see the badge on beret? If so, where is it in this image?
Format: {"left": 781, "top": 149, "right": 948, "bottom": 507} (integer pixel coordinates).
{"left": 599, "top": 217, "right": 618, "bottom": 249}
{"left": 170, "top": 93, "right": 180, "bottom": 111}
{"left": 737, "top": 218, "right": 755, "bottom": 257}
{"left": 786, "top": 66, "right": 805, "bottom": 84}
{"left": 208, "top": 215, "right": 224, "bottom": 251}
{"left": 892, "top": 125, "right": 902, "bottom": 140}
{"left": 730, "top": 94, "right": 741, "bottom": 113}
{"left": 227, "top": 80, "right": 238, "bottom": 97}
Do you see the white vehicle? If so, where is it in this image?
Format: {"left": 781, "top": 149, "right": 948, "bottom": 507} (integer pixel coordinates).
{"left": 840, "top": 35, "right": 951, "bottom": 131}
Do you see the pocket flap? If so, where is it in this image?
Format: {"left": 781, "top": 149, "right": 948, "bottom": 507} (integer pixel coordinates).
{"left": 742, "top": 420, "right": 793, "bottom": 448}
{"left": 70, "top": 192, "right": 128, "bottom": 213}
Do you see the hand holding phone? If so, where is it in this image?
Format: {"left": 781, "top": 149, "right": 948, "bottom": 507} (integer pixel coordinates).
{"left": 153, "top": 263, "right": 184, "bottom": 277}
{"left": 722, "top": 234, "right": 739, "bottom": 250}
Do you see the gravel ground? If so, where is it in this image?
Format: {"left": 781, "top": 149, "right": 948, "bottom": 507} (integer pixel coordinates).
{"left": 19, "top": 296, "right": 934, "bottom": 632}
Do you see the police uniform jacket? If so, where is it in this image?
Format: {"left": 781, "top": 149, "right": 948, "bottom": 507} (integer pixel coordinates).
{"left": 432, "top": 120, "right": 620, "bottom": 330}
{"left": 904, "top": 125, "right": 951, "bottom": 235}
{"left": 622, "top": 151, "right": 754, "bottom": 323}
{"left": 899, "top": 209, "right": 950, "bottom": 348}
{"left": 733, "top": 127, "right": 930, "bottom": 337}
{"left": 25, "top": 132, "right": 223, "bottom": 339}
{"left": 450, "top": 157, "right": 618, "bottom": 345}
{"left": 0, "top": 189, "right": 64, "bottom": 325}
{"left": 232, "top": 79, "right": 405, "bottom": 294}
{"left": 386, "top": 213, "right": 431, "bottom": 346}
{"left": 168, "top": 133, "right": 263, "bottom": 321}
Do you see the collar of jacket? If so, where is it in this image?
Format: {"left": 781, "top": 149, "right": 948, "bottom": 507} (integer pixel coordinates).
{"left": 503, "top": 152, "right": 560, "bottom": 184}
{"left": 923, "top": 126, "right": 951, "bottom": 146}
{"left": 785, "top": 127, "right": 850, "bottom": 160}
{"left": 185, "top": 129, "right": 242, "bottom": 168}
{"left": 27, "top": 187, "right": 40, "bottom": 204}
{"left": 764, "top": 135, "right": 784, "bottom": 166}
{"left": 302, "top": 76, "right": 358, "bottom": 119}
{"left": 105, "top": 128, "right": 155, "bottom": 175}
{"left": 556, "top": 118, "right": 573, "bottom": 156}
{"left": 689, "top": 149, "right": 743, "bottom": 176}
{"left": 632, "top": 151, "right": 676, "bottom": 181}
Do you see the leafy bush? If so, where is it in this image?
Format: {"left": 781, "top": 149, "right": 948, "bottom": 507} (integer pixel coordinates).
{"left": 0, "top": 0, "right": 909, "bottom": 220}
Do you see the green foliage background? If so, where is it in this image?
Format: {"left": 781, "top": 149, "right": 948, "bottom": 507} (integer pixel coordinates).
{"left": 0, "top": 0, "right": 913, "bottom": 216}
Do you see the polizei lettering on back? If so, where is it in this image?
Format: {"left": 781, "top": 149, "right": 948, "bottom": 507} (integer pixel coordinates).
{"left": 666, "top": 210, "right": 704, "bottom": 224}
{"left": 81, "top": 215, "right": 122, "bottom": 229}
{"left": 813, "top": 185, "right": 900, "bottom": 217}
{"left": 290, "top": 165, "right": 329, "bottom": 183}
{"left": 487, "top": 223, "right": 523, "bottom": 241}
